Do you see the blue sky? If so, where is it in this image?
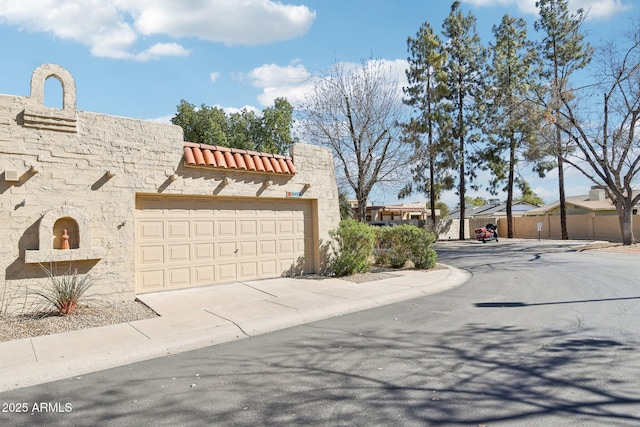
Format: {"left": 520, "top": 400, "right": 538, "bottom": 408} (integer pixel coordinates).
{"left": 0, "top": 0, "right": 636, "bottom": 207}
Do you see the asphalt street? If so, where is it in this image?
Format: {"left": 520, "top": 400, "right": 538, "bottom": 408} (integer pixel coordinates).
{"left": 2, "top": 240, "right": 640, "bottom": 426}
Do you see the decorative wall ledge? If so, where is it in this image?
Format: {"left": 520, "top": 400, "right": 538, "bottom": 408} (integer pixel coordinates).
{"left": 25, "top": 247, "right": 105, "bottom": 264}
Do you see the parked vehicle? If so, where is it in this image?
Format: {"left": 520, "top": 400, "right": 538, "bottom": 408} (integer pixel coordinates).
{"left": 475, "top": 223, "right": 499, "bottom": 243}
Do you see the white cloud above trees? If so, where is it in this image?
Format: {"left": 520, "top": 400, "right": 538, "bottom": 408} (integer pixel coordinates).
{"left": 0, "top": 0, "right": 316, "bottom": 61}
{"left": 244, "top": 59, "right": 410, "bottom": 107}
{"left": 462, "top": 0, "right": 634, "bottom": 20}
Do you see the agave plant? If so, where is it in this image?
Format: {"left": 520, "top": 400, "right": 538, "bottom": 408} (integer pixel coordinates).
{"left": 35, "top": 266, "right": 96, "bottom": 315}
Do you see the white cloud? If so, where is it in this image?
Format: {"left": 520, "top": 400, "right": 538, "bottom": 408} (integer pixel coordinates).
{"left": 128, "top": 0, "right": 316, "bottom": 45}
{"left": 209, "top": 72, "right": 221, "bottom": 84}
{"left": 0, "top": 0, "right": 316, "bottom": 60}
{"left": 245, "top": 63, "right": 317, "bottom": 106}
{"left": 134, "top": 43, "right": 190, "bottom": 61}
{"left": 573, "top": 0, "right": 634, "bottom": 20}
{"left": 244, "top": 58, "right": 409, "bottom": 107}
{"left": 462, "top": 0, "right": 633, "bottom": 20}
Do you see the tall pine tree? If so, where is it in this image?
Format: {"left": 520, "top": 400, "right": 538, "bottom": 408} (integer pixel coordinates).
{"left": 402, "top": 21, "right": 453, "bottom": 227}
{"left": 442, "top": 1, "right": 487, "bottom": 240}
{"left": 534, "top": 0, "right": 593, "bottom": 240}
{"left": 485, "top": 15, "right": 541, "bottom": 238}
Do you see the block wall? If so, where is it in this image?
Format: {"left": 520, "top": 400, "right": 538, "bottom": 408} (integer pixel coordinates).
{"left": 0, "top": 64, "right": 339, "bottom": 308}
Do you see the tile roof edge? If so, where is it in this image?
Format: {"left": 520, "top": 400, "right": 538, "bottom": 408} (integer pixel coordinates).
{"left": 183, "top": 142, "right": 292, "bottom": 160}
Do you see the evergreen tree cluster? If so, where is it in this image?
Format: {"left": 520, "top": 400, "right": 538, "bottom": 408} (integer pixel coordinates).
{"left": 402, "top": 0, "right": 594, "bottom": 239}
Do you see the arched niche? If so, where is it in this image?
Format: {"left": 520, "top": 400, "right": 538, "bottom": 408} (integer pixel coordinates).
{"left": 22, "top": 63, "right": 78, "bottom": 133}
{"left": 24, "top": 206, "right": 104, "bottom": 263}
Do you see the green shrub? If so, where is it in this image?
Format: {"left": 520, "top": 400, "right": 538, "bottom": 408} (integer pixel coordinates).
{"left": 35, "top": 266, "right": 97, "bottom": 315}
{"left": 329, "top": 219, "right": 376, "bottom": 276}
{"left": 374, "top": 226, "right": 407, "bottom": 268}
{"left": 374, "top": 225, "right": 437, "bottom": 269}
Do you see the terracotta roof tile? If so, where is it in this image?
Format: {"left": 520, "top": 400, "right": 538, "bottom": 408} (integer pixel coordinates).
{"left": 202, "top": 149, "right": 216, "bottom": 166}
{"left": 244, "top": 154, "right": 256, "bottom": 170}
{"left": 285, "top": 159, "right": 297, "bottom": 174}
{"left": 223, "top": 151, "right": 237, "bottom": 169}
{"left": 253, "top": 155, "right": 265, "bottom": 171}
{"left": 233, "top": 152, "right": 247, "bottom": 170}
{"left": 213, "top": 150, "right": 225, "bottom": 167}
{"left": 192, "top": 147, "right": 205, "bottom": 165}
{"left": 183, "top": 143, "right": 295, "bottom": 174}
{"left": 270, "top": 157, "right": 282, "bottom": 173}
{"left": 263, "top": 156, "right": 275, "bottom": 173}
{"left": 183, "top": 146, "right": 196, "bottom": 164}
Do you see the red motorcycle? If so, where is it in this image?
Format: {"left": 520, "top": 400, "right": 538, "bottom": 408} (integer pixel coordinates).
{"left": 475, "top": 224, "right": 499, "bottom": 243}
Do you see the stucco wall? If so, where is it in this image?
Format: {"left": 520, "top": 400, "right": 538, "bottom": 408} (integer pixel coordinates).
{"left": 0, "top": 64, "right": 339, "bottom": 308}
{"left": 499, "top": 214, "right": 640, "bottom": 242}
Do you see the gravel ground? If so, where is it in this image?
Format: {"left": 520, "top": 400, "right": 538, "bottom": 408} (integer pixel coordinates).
{"left": 0, "top": 300, "right": 158, "bottom": 343}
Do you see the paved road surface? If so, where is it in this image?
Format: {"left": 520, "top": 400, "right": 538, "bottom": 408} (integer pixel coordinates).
{"left": 1, "top": 240, "right": 639, "bottom": 426}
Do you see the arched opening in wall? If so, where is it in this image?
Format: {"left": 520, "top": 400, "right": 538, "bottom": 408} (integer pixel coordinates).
{"left": 44, "top": 76, "right": 64, "bottom": 109}
{"left": 53, "top": 217, "right": 80, "bottom": 249}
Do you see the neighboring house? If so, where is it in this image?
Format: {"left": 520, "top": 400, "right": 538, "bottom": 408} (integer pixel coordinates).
{"left": 1, "top": 64, "right": 340, "bottom": 307}
{"left": 449, "top": 200, "right": 537, "bottom": 220}
{"left": 361, "top": 203, "right": 437, "bottom": 223}
{"left": 470, "top": 201, "right": 538, "bottom": 218}
{"left": 524, "top": 187, "right": 640, "bottom": 217}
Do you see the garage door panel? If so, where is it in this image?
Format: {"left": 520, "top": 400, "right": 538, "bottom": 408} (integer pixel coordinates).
{"left": 218, "top": 242, "right": 237, "bottom": 258}
{"left": 139, "top": 245, "right": 164, "bottom": 264}
{"left": 279, "top": 239, "right": 295, "bottom": 254}
{"left": 139, "top": 221, "right": 164, "bottom": 240}
{"left": 218, "top": 220, "right": 236, "bottom": 237}
{"left": 194, "top": 243, "right": 215, "bottom": 261}
{"left": 296, "top": 238, "right": 306, "bottom": 253}
{"left": 260, "top": 260, "right": 277, "bottom": 276}
{"left": 239, "top": 262, "right": 258, "bottom": 279}
{"left": 279, "top": 220, "right": 294, "bottom": 234}
{"left": 167, "top": 267, "right": 190, "bottom": 287}
{"left": 167, "top": 244, "right": 190, "bottom": 263}
{"left": 136, "top": 196, "right": 314, "bottom": 293}
{"left": 167, "top": 221, "right": 190, "bottom": 239}
{"left": 218, "top": 263, "right": 237, "bottom": 281}
{"left": 239, "top": 220, "right": 257, "bottom": 236}
{"left": 260, "top": 240, "right": 277, "bottom": 256}
{"left": 139, "top": 270, "right": 164, "bottom": 291}
{"left": 194, "top": 265, "right": 215, "bottom": 283}
{"left": 193, "top": 220, "right": 214, "bottom": 238}
{"left": 260, "top": 220, "right": 276, "bottom": 235}
{"left": 239, "top": 241, "right": 257, "bottom": 256}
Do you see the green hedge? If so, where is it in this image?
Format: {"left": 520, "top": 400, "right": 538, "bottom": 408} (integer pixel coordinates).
{"left": 374, "top": 225, "right": 437, "bottom": 269}
{"left": 329, "top": 219, "right": 376, "bottom": 276}
{"left": 329, "top": 221, "right": 438, "bottom": 276}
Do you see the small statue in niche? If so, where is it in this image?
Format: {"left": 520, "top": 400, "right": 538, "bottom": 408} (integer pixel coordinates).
{"left": 61, "top": 229, "right": 70, "bottom": 250}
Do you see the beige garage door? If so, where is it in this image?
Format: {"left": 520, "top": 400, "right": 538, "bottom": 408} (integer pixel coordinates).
{"left": 135, "top": 195, "right": 314, "bottom": 293}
